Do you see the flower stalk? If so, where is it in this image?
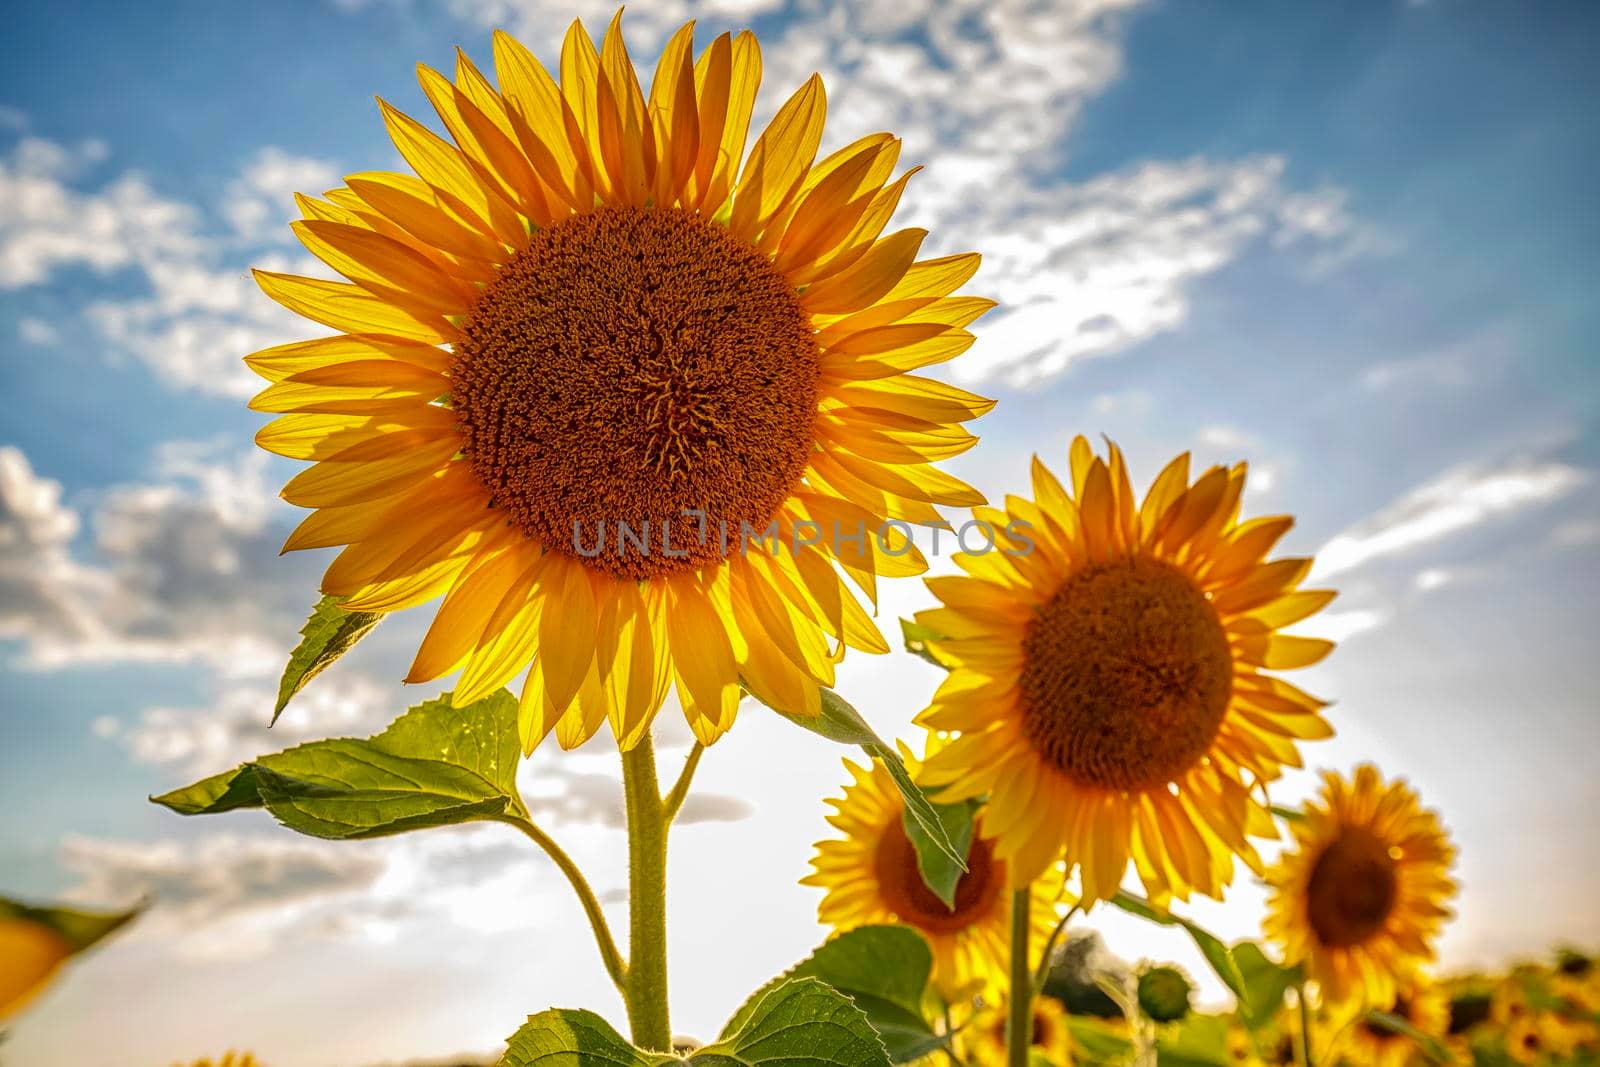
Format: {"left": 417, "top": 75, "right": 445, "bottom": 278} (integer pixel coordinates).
{"left": 1006, "top": 885, "right": 1033, "bottom": 1067}
{"left": 622, "top": 732, "right": 672, "bottom": 1051}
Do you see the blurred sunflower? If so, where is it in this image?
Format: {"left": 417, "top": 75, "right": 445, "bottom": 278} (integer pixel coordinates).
{"left": 916, "top": 436, "right": 1336, "bottom": 898}
{"left": 174, "top": 1056, "right": 259, "bottom": 1067}
{"left": 802, "top": 748, "right": 1067, "bottom": 999}
{"left": 247, "top": 12, "right": 992, "bottom": 753}
{"left": 0, "top": 915, "right": 71, "bottom": 1021}
{"left": 964, "top": 992, "right": 1074, "bottom": 1066}
{"left": 1346, "top": 983, "right": 1449, "bottom": 1067}
{"left": 1265, "top": 766, "right": 1456, "bottom": 1006}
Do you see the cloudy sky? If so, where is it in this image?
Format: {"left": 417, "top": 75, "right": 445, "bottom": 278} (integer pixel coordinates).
{"left": 2, "top": 1, "right": 1597, "bottom": 1063}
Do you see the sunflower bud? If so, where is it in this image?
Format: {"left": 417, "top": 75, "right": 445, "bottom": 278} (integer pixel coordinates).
{"left": 1138, "top": 965, "right": 1193, "bottom": 1023}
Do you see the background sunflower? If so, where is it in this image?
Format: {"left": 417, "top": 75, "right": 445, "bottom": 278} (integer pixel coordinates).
{"left": 917, "top": 435, "right": 1337, "bottom": 901}
{"left": 1264, "top": 765, "right": 1457, "bottom": 1006}
{"left": 803, "top": 749, "right": 1067, "bottom": 1001}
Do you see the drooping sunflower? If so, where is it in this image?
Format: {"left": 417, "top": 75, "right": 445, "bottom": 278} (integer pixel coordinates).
{"left": 247, "top": 13, "right": 992, "bottom": 753}
{"left": 802, "top": 749, "right": 1067, "bottom": 1000}
{"left": 1264, "top": 765, "right": 1457, "bottom": 1006}
{"left": 963, "top": 993, "right": 1074, "bottom": 1066}
{"left": 916, "top": 436, "right": 1337, "bottom": 899}
{"left": 1345, "top": 982, "right": 1449, "bottom": 1067}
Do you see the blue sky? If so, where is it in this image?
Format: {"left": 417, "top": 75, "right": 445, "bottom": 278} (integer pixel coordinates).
{"left": 2, "top": 1, "right": 1597, "bottom": 1064}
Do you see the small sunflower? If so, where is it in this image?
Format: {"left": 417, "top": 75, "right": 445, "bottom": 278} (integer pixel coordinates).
{"left": 916, "top": 436, "right": 1336, "bottom": 899}
{"left": 1265, "top": 765, "right": 1457, "bottom": 1006}
{"left": 802, "top": 750, "right": 1066, "bottom": 1000}
{"left": 248, "top": 12, "right": 992, "bottom": 753}
{"left": 1346, "top": 983, "right": 1449, "bottom": 1067}
{"left": 964, "top": 993, "right": 1074, "bottom": 1066}
{"left": 174, "top": 1056, "right": 259, "bottom": 1067}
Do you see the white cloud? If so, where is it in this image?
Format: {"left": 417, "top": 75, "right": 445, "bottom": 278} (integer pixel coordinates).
{"left": 1313, "top": 457, "right": 1588, "bottom": 580}
{"left": 57, "top": 828, "right": 560, "bottom": 960}
{"left": 0, "top": 133, "right": 337, "bottom": 397}
{"left": 1304, "top": 607, "right": 1390, "bottom": 643}
{"left": 224, "top": 147, "right": 341, "bottom": 243}
{"left": 0, "top": 442, "right": 320, "bottom": 676}
{"left": 17, "top": 316, "right": 59, "bottom": 345}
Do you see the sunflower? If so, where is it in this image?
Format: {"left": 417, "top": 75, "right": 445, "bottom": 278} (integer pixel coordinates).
{"left": 963, "top": 992, "right": 1074, "bottom": 1066}
{"left": 247, "top": 12, "right": 992, "bottom": 753}
{"left": 174, "top": 1056, "right": 259, "bottom": 1067}
{"left": 1265, "top": 766, "right": 1457, "bottom": 1006}
{"left": 802, "top": 749, "right": 1067, "bottom": 1000}
{"left": 915, "top": 436, "right": 1336, "bottom": 899}
{"left": 0, "top": 915, "right": 71, "bottom": 1020}
{"left": 1345, "top": 982, "right": 1449, "bottom": 1067}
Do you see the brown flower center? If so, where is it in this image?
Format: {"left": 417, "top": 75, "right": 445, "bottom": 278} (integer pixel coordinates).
{"left": 451, "top": 206, "right": 820, "bottom": 580}
{"left": 1306, "top": 826, "right": 1399, "bottom": 948}
{"left": 873, "top": 817, "right": 1003, "bottom": 935}
{"left": 1018, "top": 557, "right": 1234, "bottom": 792}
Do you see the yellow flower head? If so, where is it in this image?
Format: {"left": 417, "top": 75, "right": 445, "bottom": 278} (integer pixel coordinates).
{"left": 174, "top": 1055, "right": 259, "bottom": 1067}
{"left": 916, "top": 436, "right": 1336, "bottom": 899}
{"left": 0, "top": 916, "right": 72, "bottom": 1021}
{"left": 1265, "top": 765, "right": 1457, "bottom": 1006}
{"left": 247, "top": 11, "right": 992, "bottom": 754}
{"left": 802, "top": 748, "right": 1066, "bottom": 1001}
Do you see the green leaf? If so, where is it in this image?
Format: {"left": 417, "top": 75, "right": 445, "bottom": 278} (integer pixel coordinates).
{"left": 703, "top": 976, "right": 891, "bottom": 1066}
{"left": 1231, "top": 943, "right": 1296, "bottom": 1026}
{"left": 499, "top": 1007, "right": 669, "bottom": 1067}
{"left": 765, "top": 687, "right": 966, "bottom": 874}
{"left": 723, "top": 926, "right": 937, "bottom": 1064}
{"left": 902, "top": 792, "right": 976, "bottom": 909}
{"left": 1156, "top": 1014, "right": 1233, "bottom": 1067}
{"left": 1269, "top": 805, "right": 1306, "bottom": 823}
{"left": 1110, "top": 892, "right": 1249, "bottom": 1008}
{"left": 273, "top": 594, "right": 384, "bottom": 724}
{"left": 153, "top": 689, "right": 529, "bottom": 838}
{"left": 898, "top": 619, "right": 949, "bottom": 669}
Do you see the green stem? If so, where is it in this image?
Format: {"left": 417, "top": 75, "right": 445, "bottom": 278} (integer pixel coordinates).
{"left": 661, "top": 741, "right": 705, "bottom": 825}
{"left": 495, "top": 815, "right": 627, "bottom": 993}
{"left": 1297, "top": 983, "right": 1316, "bottom": 1067}
{"left": 622, "top": 732, "right": 671, "bottom": 1051}
{"left": 1006, "top": 886, "right": 1034, "bottom": 1067}
{"left": 1031, "top": 903, "right": 1080, "bottom": 993}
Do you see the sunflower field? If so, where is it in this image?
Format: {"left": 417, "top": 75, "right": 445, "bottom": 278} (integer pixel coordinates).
{"left": 0, "top": 7, "right": 1594, "bottom": 1067}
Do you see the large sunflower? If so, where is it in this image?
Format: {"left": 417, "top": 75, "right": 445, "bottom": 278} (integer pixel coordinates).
{"left": 802, "top": 750, "right": 1067, "bottom": 1000}
{"left": 916, "top": 436, "right": 1336, "bottom": 900}
{"left": 1264, "top": 766, "right": 1457, "bottom": 1006}
{"left": 247, "top": 13, "right": 992, "bottom": 753}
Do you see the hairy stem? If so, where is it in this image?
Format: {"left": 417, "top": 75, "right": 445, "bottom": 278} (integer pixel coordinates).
{"left": 622, "top": 733, "right": 671, "bottom": 1051}
{"left": 495, "top": 814, "right": 627, "bottom": 993}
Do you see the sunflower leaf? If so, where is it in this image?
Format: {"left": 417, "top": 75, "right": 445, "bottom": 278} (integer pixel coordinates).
{"left": 902, "top": 791, "right": 977, "bottom": 909}
{"left": 499, "top": 1007, "right": 669, "bottom": 1066}
{"left": 770, "top": 687, "right": 966, "bottom": 872}
{"left": 1109, "top": 892, "right": 1250, "bottom": 1010}
{"left": 1231, "top": 942, "right": 1296, "bottom": 1026}
{"left": 1155, "top": 1013, "right": 1234, "bottom": 1067}
{"left": 721, "top": 926, "right": 939, "bottom": 1064}
{"left": 704, "top": 976, "right": 890, "bottom": 1066}
{"left": 899, "top": 618, "right": 949, "bottom": 669}
{"left": 152, "top": 689, "right": 530, "bottom": 836}
{"left": 272, "top": 594, "right": 384, "bottom": 725}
